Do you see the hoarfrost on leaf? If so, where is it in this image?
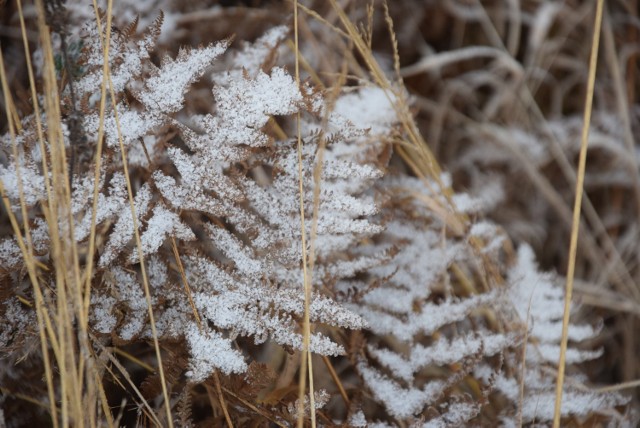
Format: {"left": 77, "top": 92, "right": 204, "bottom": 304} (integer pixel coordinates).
{"left": 138, "top": 42, "right": 228, "bottom": 113}
{"left": 186, "top": 324, "right": 247, "bottom": 381}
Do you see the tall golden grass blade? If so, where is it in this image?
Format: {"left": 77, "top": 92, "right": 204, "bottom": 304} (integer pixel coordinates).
{"left": 553, "top": 0, "right": 604, "bottom": 426}
{"left": 293, "top": 1, "right": 316, "bottom": 426}
{"left": 106, "top": 61, "right": 175, "bottom": 428}
{"left": 171, "top": 237, "right": 202, "bottom": 328}
{"left": 85, "top": 0, "right": 114, "bottom": 320}
{"left": 0, "top": 16, "right": 62, "bottom": 427}
{"left": 214, "top": 371, "right": 234, "bottom": 428}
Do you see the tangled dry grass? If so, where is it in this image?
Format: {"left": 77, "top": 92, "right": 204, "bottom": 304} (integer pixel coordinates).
{"left": 0, "top": 0, "right": 639, "bottom": 426}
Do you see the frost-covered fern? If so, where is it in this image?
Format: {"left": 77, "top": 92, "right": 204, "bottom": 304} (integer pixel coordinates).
{"left": 0, "top": 4, "right": 634, "bottom": 427}
{"left": 345, "top": 174, "right": 628, "bottom": 425}
{"left": 0, "top": 15, "right": 393, "bottom": 385}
